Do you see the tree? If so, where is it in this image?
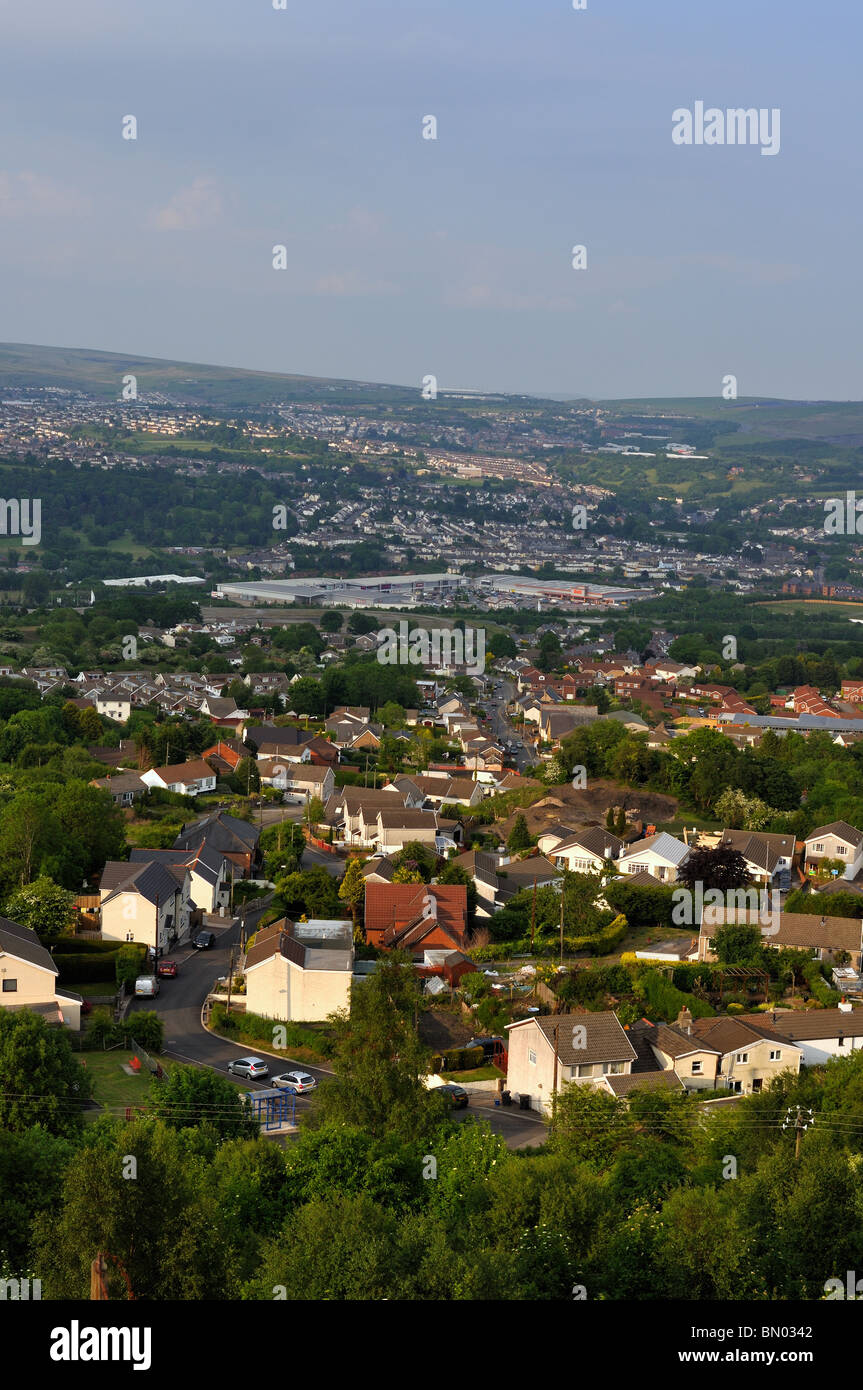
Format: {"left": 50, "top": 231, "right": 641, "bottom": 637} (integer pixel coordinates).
{"left": 308, "top": 953, "right": 443, "bottom": 1142}
{"left": 677, "top": 846, "right": 751, "bottom": 893}
{"left": 338, "top": 858, "right": 367, "bottom": 926}
{"left": 390, "top": 841, "right": 437, "bottom": 883}
{"left": 711, "top": 923, "right": 765, "bottom": 965}
{"left": 320, "top": 611, "right": 343, "bottom": 634}
{"left": 147, "top": 1063, "right": 258, "bottom": 1140}
{"left": 0, "top": 795, "right": 60, "bottom": 887}
{"left": 233, "top": 757, "right": 260, "bottom": 795}
{"left": 275, "top": 866, "right": 342, "bottom": 919}
{"left": 506, "top": 813, "right": 531, "bottom": 855}
{"left": 0, "top": 1009, "right": 92, "bottom": 1136}
{"left": 378, "top": 701, "right": 405, "bottom": 728}
{"left": 4, "top": 876, "right": 75, "bottom": 943}
{"left": 33, "top": 1116, "right": 228, "bottom": 1300}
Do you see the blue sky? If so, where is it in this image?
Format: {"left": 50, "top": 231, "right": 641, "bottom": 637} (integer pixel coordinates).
{"left": 1, "top": 0, "right": 859, "bottom": 398}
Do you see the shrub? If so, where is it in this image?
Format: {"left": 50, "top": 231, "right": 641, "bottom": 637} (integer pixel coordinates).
{"left": 128, "top": 1012, "right": 165, "bottom": 1053}
{"left": 209, "top": 1004, "right": 333, "bottom": 1058}
{"left": 115, "top": 944, "right": 147, "bottom": 989}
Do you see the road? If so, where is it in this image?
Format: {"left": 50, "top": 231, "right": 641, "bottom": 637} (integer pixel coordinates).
{"left": 128, "top": 903, "right": 545, "bottom": 1149}
{"left": 484, "top": 678, "right": 535, "bottom": 773}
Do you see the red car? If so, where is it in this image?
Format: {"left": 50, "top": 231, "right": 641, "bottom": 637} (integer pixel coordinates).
{"left": 157, "top": 959, "right": 178, "bottom": 978}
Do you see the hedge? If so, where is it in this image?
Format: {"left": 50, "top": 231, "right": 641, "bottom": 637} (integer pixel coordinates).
{"left": 54, "top": 954, "right": 120, "bottom": 983}
{"left": 83, "top": 1008, "right": 164, "bottom": 1053}
{"left": 50, "top": 939, "right": 126, "bottom": 955}
{"left": 210, "top": 1003, "right": 333, "bottom": 1058}
{"left": 473, "top": 914, "right": 628, "bottom": 962}
{"left": 429, "top": 1046, "right": 485, "bottom": 1074}
{"left": 803, "top": 961, "right": 842, "bottom": 1008}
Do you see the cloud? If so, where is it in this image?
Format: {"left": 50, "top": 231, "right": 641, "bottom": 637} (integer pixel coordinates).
{"left": 151, "top": 177, "right": 222, "bottom": 231}
{"left": 0, "top": 171, "right": 91, "bottom": 219}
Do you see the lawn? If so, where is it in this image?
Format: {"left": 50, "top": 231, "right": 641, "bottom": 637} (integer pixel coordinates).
{"left": 80, "top": 1050, "right": 162, "bottom": 1113}
{"left": 444, "top": 1065, "right": 502, "bottom": 1082}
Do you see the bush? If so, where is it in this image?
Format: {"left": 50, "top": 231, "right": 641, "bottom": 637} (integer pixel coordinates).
{"left": 51, "top": 939, "right": 125, "bottom": 954}
{"left": 115, "top": 944, "right": 146, "bottom": 990}
{"left": 128, "top": 1012, "right": 164, "bottom": 1053}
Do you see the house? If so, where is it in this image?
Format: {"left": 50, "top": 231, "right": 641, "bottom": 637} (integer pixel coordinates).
{"left": 243, "top": 918, "right": 353, "bottom": 1021}
{"left": 375, "top": 809, "right": 453, "bottom": 855}
{"left": 505, "top": 1012, "right": 638, "bottom": 1115}
{"left": 326, "top": 786, "right": 410, "bottom": 845}
{"left": 0, "top": 917, "right": 83, "bottom": 1029}
{"left": 616, "top": 831, "right": 690, "bottom": 883}
{"left": 91, "top": 772, "right": 149, "bottom": 807}
{"left": 697, "top": 906, "right": 863, "bottom": 971}
{"left": 129, "top": 840, "right": 230, "bottom": 916}
{"left": 141, "top": 759, "right": 217, "bottom": 797}
{"left": 244, "top": 723, "right": 313, "bottom": 754}
{"left": 804, "top": 821, "right": 863, "bottom": 881}
{"left": 738, "top": 1006, "right": 863, "bottom": 1067}
{"left": 174, "top": 812, "right": 261, "bottom": 878}
{"left": 552, "top": 827, "right": 624, "bottom": 874}
{"left": 360, "top": 855, "right": 397, "bottom": 884}
{"left": 364, "top": 882, "right": 469, "bottom": 956}
{"left": 641, "top": 1008, "right": 803, "bottom": 1095}
{"left": 95, "top": 690, "right": 132, "bottom": 724}
{"left": 202, "top": 740, "right": 245, "bottom": 775}
{"left": 300, "top": 736, "right": 340, "bottom": 767}
{"left": 536, "top": 823, "right": 579, "bottom": 856}
{"left": 717, "top": 829, "right": 795, "bottom": 885}
{"left": 266, "top": 763, "right": 335, "bottom": 805}
{"left": 99, "top": 860, "right": 194, "bottom": 953}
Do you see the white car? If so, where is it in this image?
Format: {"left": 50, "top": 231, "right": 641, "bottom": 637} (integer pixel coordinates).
{"left": 271, "top": 1070, "right": 317, "bottom": 1094}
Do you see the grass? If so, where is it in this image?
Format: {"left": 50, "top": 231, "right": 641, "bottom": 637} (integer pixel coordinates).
{"left": 445, "top": 1065, "right": 502, "bottom": 1082}
{"left": 78, "top": 982, "right": 118, "bottom": 997}
{"left": 80, "top": 1049, "right": 163, "bottom": 1113}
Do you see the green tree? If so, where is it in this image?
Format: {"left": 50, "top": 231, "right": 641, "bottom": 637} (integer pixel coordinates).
{"left": 4, "top": 876, "right": 75, "bottom": 943}
{"left": 506, "top": 813, "right": 531, "bottom": 854}
{"left": 308, "top": 953, "right": 443, "bottom": 1142}
{"left": 147, "top": 1063, "right": 258, "bottom": 1140}
{"left": 338, "top": 858, "right": 367, "bottom": 926}
{"left": 0, "top": 1009, "right": 92, "bottom": 1136}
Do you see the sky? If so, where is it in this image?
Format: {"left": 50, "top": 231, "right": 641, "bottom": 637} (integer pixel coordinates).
{"left": 0, "top": 0, "right": 860, "bottom": 400}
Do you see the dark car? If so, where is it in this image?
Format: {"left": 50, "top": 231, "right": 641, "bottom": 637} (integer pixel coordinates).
{"left": 157, "top": 959, "right": 178, "bottom": 978}
{"left": 436, "top": 1083, "right": 469, "bottom": 1109}
{"left": 466, "top": 1035, "right": 506, "bottom": 1062}
{"left": 192, "top": 931, "right": 215, "bottom": 950}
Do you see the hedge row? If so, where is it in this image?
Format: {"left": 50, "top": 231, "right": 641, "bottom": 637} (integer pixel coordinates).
{"left": 472, "top": 915, "right": 629, "bottom": 962}
{"left": 51, "top": 939, "right": 125, "bottom": 955}
{"left": 54, "top": 954, "right": 119, "bottom": 983}
{"left": 803, "top": 961, "right": 842, "bottom": 1008}
{"left": 83, "top": 1007, "right": 164, "bottom": 1053}
{"left": 429, "top": 1046, "right": 485, "bottom": 1074}
{"left": 210, "top": 1003, "right": 334, "bottom": 1058}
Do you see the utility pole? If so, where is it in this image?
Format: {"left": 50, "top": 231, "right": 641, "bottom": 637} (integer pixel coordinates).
{"left": 225, "top": 946, "right": 235, "bottom": 1018}
{"left": 530, "top": 876, "right": 537, "bottom": 952}
{"left": 559, "top": 880, "right": 565, "bottom": 969}
{"left": 550, "top": 1021, "right": 560, "bottom": 1136}
{"left": 90, "top": 1253, "right": 108, "bottom": 1300}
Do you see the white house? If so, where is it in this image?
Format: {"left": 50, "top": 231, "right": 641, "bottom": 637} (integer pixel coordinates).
{"left": 616, "top": 831, "right": 690, "bottom": 884}
{"left": 804, "top": 821, "right": 863, "bottom": 881}
{"left": 141, "top": 759, "right": 217, "bottom": 797}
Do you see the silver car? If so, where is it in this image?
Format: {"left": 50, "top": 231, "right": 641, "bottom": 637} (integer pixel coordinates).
{"left": 271, "top": 1070, "right": 317, "bottom": 1094}
{"left": 227, "top": 1056, "right": 269, "bottom": 1080}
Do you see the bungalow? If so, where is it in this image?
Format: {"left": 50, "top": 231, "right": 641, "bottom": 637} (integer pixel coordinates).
{"left": 0, "top": 917, "right": 83, "bottom": 1030}
{"left": 364, "top": 882, "right": 469, "bottom": 956}
{"left": 265, "top": 763, "right": 335, "bottom": 805}
{"left": 717, "top": 829, "right": 795, "bottom": 885}
{"left": 616, "top": 831, "right": 689, "bottom": 884}
{"left": 91, "top": 772, "right": 149, "bottom": 807}
{"left": 552, "top": 827, "right": 624, "bottom": 874}
{"left": 697, "top": 906, "right": 863, "bottom": 971}
{"left": 506, "top": 1012, "right": 638, "bottom": 1115}
{"left": 141, "top": 759, "right": 217, "bottom": 797}
{"left": 739, "top": 1006, "right": 863, "bottom": 1067}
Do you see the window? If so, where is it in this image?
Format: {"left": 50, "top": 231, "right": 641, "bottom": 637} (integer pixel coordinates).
{"left": 2, "top": 978, "right": 17, "bottom": 992}
{"left": 528, "top": 1049, "right": 536, "bottom": 1066}
{"left": 691, "top": 1060, "right": 702, "bottom": 1074}
{"left": 736, "top": 1052, "right": 749, "bottom": 1064}
{"left": 769, "top": 1050, "right": 782, "bottom": 1061}
{"left": 603, "top": 1061, "right": 625, "bottom": 1074}
{"left": 575, "top": 1063, "right": 595, "bottom": 1078}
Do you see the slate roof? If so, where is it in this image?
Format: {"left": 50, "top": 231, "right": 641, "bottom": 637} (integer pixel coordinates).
{"left": 508, "top": 1011, "right": 636, "bottom": 1066}
{"left": 0, "top": 917, "right": 57, "bottom": 975}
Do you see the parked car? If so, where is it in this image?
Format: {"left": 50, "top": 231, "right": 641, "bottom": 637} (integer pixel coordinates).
{"left": 157, "top": 959, "right": 178, "bottom": 978}
{"left": 271, "top": 1070, "right": 317, "bottom": 1094}
{"left": 193, "top": 931, "right": 215, "bottom": 950}
{"left": 134, "top": 975, "right": 160, "bottom": 997}
{"left": 436, "top": 1083, "right": 469, "bottom": 1109}
{"left": 466, "top": 1035, "right": 506, "bottom": 1061}
{"left": 227, "top": 1057, "right": 269, "bottom": 1080}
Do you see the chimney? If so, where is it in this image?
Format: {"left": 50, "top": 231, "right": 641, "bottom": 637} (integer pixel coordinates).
{"left": 676, "top": 1006, "right": 693, "bottom": 1035}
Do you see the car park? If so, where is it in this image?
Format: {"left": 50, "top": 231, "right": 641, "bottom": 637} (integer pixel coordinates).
{"left": 193, "top": 930, "right": 215, "bottom": 949}
{"left": 227, "top": 1057, "right": 269, "bottom": 1080}
{"left": 271, "top": 1070, "right": 317, "bottom": 1093}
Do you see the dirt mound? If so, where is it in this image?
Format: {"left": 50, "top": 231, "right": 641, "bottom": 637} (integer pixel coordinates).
{"left": 498, "top": 779, "right": 678, "bottom": 841}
